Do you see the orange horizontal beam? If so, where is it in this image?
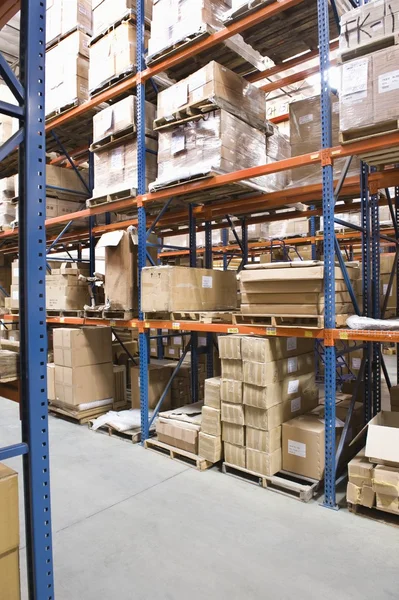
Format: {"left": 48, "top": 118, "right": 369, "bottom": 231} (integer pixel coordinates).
{"left": 260, "top": 59, "right": 337, "bottom": 93}
{"left": 270, "top": 113, "right": 289, "bottom": 124}
{"left": 247, "top": 41, "right": 339, "bottom": 84}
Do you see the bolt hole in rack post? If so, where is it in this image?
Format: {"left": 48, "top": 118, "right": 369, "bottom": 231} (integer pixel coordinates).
{"left": 1, "top": 4, "right": 399, "bottom": 569}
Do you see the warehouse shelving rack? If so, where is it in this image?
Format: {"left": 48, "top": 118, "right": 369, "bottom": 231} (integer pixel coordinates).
{"left": 1, "top": 11, "right": 399, "bottom": 595}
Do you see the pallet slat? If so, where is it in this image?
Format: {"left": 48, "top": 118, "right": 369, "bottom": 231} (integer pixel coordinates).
{"left": 232, "top": 313, "right": 350, "bottom": 328}
{"left": 144, "top": 438, "right": 215, "bottom": 471}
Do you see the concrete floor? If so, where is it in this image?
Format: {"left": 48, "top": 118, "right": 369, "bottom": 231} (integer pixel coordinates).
{"left": 1, "top": 357, "right": 398, "bottom": 600}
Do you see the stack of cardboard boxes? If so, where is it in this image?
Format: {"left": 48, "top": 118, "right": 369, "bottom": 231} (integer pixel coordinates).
{"left": 46, "top": 262, "right": 91, "bottom": 312}
{"left": 239, "top": 262, "right": 360, "bottom": 319}
{"left": 199, "top": 377, "right": 223, "bottom": 463}
{"left": 217, "top": 334, "right": 318, "bottom": 477}
{"left": 51, "top": 327, "right": 114, "bottom": 413}
{"left": 339, "top": 1, "right": 399, "bottom": 139}
{"left": 0, "top": 464, "right": 20, "bottom": 599}
{"left": 92, "top": 0, "right": 152, "bottom": 39}
{"left": 45, "top": 0, "right": 92, "bottom": 116}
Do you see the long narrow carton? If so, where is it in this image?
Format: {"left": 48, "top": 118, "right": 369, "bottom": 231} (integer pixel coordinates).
{"left": 141, "top": 266, "right": 237, "bottom": 312}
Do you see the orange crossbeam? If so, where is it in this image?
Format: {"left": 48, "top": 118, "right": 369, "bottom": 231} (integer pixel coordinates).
{"left": 260, "top": 59, "right": 337, "bottom": 93}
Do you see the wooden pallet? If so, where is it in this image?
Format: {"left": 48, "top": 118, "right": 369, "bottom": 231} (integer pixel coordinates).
{"left": 143, "top": 311, "right": 234, "bottom": 324}
{"left": 0, "top": 374, "right": 18, "bottom": 384}
{"left": 89, "top": 68, "right": 137, "bottom": 99}
{"left": 90, "top": 126, "right": 156, "bottom": 152}
{"left": 87, "top": 188, "right": 137, "bottom": 208}
{"left": 88, "top": 421, "right": 148, "bottom": 444}
{"left": 222, "top": 463, "right": 321, "bottom": 502}
{"left": 46, "top": 98, "right": 86, "bottom": 121}
{"left": 103, "top": 309, "right": 137, "bottom": 321}
{"left": 49, "top": 403, "right": 111, "bottom": 425}
{"left": 347, "top": 503, "right": 399, "bottom": 528}
{"left": 232, "top": 313, "right": 350, "bottom": 328}
{"left": 339, "top": 120, "right": 399, "bottom": 166}
{"left": 144, "top": 438, "right": 215, "bottom": 471}
{"left": 47, "top": 309, "right": 84, "bottom": 318}
{"left": 90, "top": 10, "right": 151, "bottom": 46}
{"left": 338, "top": 33, "right": 399, "bottom": 63}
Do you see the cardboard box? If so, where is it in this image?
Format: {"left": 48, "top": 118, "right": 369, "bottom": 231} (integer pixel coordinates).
{"left": 47, "top": 363, "right": 56, "bottom": 401}
{"left": 348, "top": 451, "right": 374, "bottom": 488}
{"left": 131, "top": 364, "right": 173, "bottom": 410}
{"left": 46, "top": 280, "right": 90, "bottom": 311}
{"left": 373, "top": 45, "right": 399, "bottom": 124}
{"left": 198, "top": 432, "right": 222, "bottom": 462}
{"left": 241, "top": 336, "right": 314, "bottom": 363}
{"left": 372, "top": 465, "right": 399, "bottom": 497}
{"left": 204, "top": 377, "right": 221, "bottom": 409}
{"left": 224, "top": 442, "right": 246, "bottom": 468}
{"left": 221, "top": 402, "right": 245, "bottom": 425}
{"left": 339, "top": 54, "right": 374, "bottom": 132}
{"left": 156, "top": 420, "right": 198, "bottom": 454}
{"left": 243, "top": 352, "right": 314, "bottom": 387}
{"left": 346, "top": 482, "right": 375, "bottom": 508}
{"left": 201, "top": 406, "right": 221, "bottom": 436}
{"left": 0, "top": 463, "right": 19, "bottom": 557}
{"left": 220, "top": 378, "right": 243, "bottom": 404}
{"left": 92, "top": 0, "right": 152, "bottom": 37}
{"left": 221, "top": 360, "right": 243, "bottom": 382}
{"left": 55, "top": 362, "right": 114, "bottom": 407}
{"left": 376, "top": 493, "right": 399, "bottom": 514}
{"left": 93, "top": 96, "right": 156, "bottom": 144}
{"left": 141, "top": 266, "right": 238, "bottom": 313}
{"left": 243, "top": 372, "right": 317, "bottom": 411}
{"left": 53, "top": 327, "right": 112, "bottom": 368}
{"left": 222, "top": 422, "right": 245, "bottom": 446}
{"left": 246, "top": 426, "right": 281, "bottom": 454}
{"left": 218, "top": 335, "right": 242, "bottom": 360}
{"left": 282, "top": 414, "right": 343, "bottom": 480}
{"left": 97, "top": 231, "right": 138, "bottom": 311}
{"left": 246, "top": 448, "right": 282, "bottom": 477}
{"left": 0, "top": 548, "right": 20, "bottom": 600}
{"left": 353, "top": 411, "right": 399, "bottom": 466}
{"left": 46, "top": 0, "right": 92, "bottom": 44}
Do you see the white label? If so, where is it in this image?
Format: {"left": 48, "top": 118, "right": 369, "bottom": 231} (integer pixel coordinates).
{"left": 337, "top": 356, "right": 345, "bottom": 365}
{"left": 198, "top": 336, "right": 207, "bottom": 346}
{"left": 173, "top": 336, "right": 181, "bottom": 345}
{"left": 287, "top": 337, "right": 297, "bottom": 351}
{"left": 202, "top": 275, "right": 213, "bottom": 289}
{"left": 379, "top": 70, "right": 399, "bottom": 94}
{"left": 13, "top": 268, "right": 18, "bottom": 277}
{"left": 352, "top": 357, "right": 361, "bottom": 370}
{"left": 171, "top": 131, "right": 185, "bottom": 155}
{"left": 138, "top": 376, "right": 140, "bottom": 387}
{"left": 288, "top": 379, "right": 299, "bottom": 394}
{"left": 287, "top": 357, "right": 298, "bottom": 374}
{"left": 188, "top": 69, "right": 207, "bottom": 92}
{"left": 191, "top": 87, "right": 206, "bottom": 104}
{"left": 383, "top": 283, "right": 393, "bottom": 296}
{"left": 299, "top": 114, "right": 313, "bottom": 125}
{"left": 110, "top": 147, "right": 123, "bottom": 170}
{"left": 162, "top": 337, "right": 168, "bottom": 344}
{"left": 174, "top": 81, "right": 188, "bottom": 108}
{"left": 342, "top": 58, "right": 369, "bottom": 99}
{"left": 291, "top": 397, "right": 301, "bottom": 413}
{"left": 288, "top": 439, "right": 306, "bottom": 458}
{"left": 332, "top": 101, "right": 339, "bottom": 114}
{"left": 12, "top": 290, "right": 19, "bottom": 300}
{"left": 169, "top": 348, "right": 175, "bottom": 355}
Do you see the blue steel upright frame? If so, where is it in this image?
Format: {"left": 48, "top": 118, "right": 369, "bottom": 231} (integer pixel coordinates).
{"left": 318, "top": 0, "right": 337, "bottom": 509}
{"left": 0, "top": 0, "right": 55, "bottom": 596}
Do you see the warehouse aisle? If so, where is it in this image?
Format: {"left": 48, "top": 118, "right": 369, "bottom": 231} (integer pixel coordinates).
{"left": 0, "top": 388, "right": 397, "bottom": 600}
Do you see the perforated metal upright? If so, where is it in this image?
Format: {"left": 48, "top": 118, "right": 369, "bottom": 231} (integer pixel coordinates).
{"left": 137, "top": 0, "right": 150, "bottom": 441}
{"left": 317, "top": 0, "right": 337, "bottom": 509}
{"left": 0, "top": 0, "right": 55, "bottom": 596}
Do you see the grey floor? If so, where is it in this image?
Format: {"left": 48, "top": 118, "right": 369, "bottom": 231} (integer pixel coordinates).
{"left": 1, "top": 356, "right": 398, "bottom": 600}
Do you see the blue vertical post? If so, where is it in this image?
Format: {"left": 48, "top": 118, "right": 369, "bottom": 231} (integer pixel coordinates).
{"left": 222, "top": 226, "right": 228, "bottom": 271}
{"left": 204, "top": 221, "right": 213, "bottom": 379}
{"left": 19, "top": 0, "right": 55, "bottom": 596}
{"left": 137, "top": 0, "right": 149, "bottom": 441}
{"left": 361, "top": 162, "right": 372, "bottom": 422}
{"left": 318, "top": 0, "right": 337, "bottom": 509}
{"left": 241, "top": 218, "right": 248, "bottom": 267}
{"left": 371, "top": 191, "right": 381, "bottom": 414}
{"left": 88, "top": 147, "right": 95, "bottom": 278}
{"left": 189, "top": 204, "right": 198, "bottom": 402}
{"left": 396, "top": 187, "right": 399, "bottom": 382}
{"left": 310, "top": 206, "right": 317, "bottom": 259}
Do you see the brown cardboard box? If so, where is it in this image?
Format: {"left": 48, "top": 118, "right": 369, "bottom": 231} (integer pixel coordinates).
{"left": 0, "top": 463, "right": 19, "bottom": 557}
{"left": 220, "top": 378, "right": 243, "bottom": 404}
{"left": 55, "top": 362, "right": 114, "bottom": 406}
{"left": 243, "top": 372, "right": 318, "bottom": 411}
{"left": 240, "top": 263, "right": 360, "bottom": 284}
{"left": 53, "top": 327, "right": 112, "bottom": 368}
{"left": 246, "top": 426, "right": 281, "bottom": 454}
{"left": 376, "top": 493, "right": 399, "bottom": 514}
{"left": 47, "top": 363, "right": 56, "bottom": 401}
{"left": 156, "top": 420, "right": 198, "bottom": 454}
{"left": 92, "top": 0, "right": 152, "bottom": 36}
{"left": 46, "top": 280, "right": 90, "bottom": 311}
{"left": 221, "top": 402, "right": 245, "bottom": 425}
{"left": 157, "top": 61, "right": 266, "bottom": 131}
{"left": 339, "top": 2, "right": 386, "bottom": 52}
{"left": 141, "top": 266, "right": 238, "bottom": 313}
{"left": 222, "top": 422, "right": 245, "bottom": 446}
{"left": 204, "top": 377, "right": 221, "bottom": 409}
{"left": 372, "top": 465, "right": 399, "bottom": 497}
{"left": 354, "top": 411, "right": 399, "bottom": 466}
{"left": 221, "top": 360, "right": 243, "bottom": 381}
{"left": 348, "top": 451, "right": 374, "bottom": 488}
{"left": 339, "top": 54, "right": 374, "bottom": 132}
{"left": 243, "top": 352, "right": 314, "bottom": 387}
{"left": 93, "top": 96, "right": 156, "bottom": 144}
{"left": 201, "top": 406, "right": 221, "bottom": 436}
{"left": 198, "top": 432, "right": 222, "bottom": 462}
{"left": 290, "top": 94, "right": 340, "bottom": 147}
{"left": 218, "top": 335, "right": 243, "bottom": 360}
{"left": 0, "top": 548, "right": 20, "bottom": 600}
{"left": 346, "top": 482, "right": 375, "bottom": 508}
{"left": 46, "top": 0, "right": 92, "bottom": 44}
{"left": 242, "top": 336, "right": 313, "bottom": 364}
{"left": 97, "top": 231, "right": 138, "bottom": 311}
{"left": 282, "top": 414, "right": 342, "bottom": 480}
{"left": 224, "top": 442, "right": 246, "bottom": 468}
{"left": 373, "top": 45, "right": 399, "bottom": 124}
{"left": 131, "top": 364, "right": 173, "bottom": 410}
{"left": 246, "top": 448, "right": 282, "bottom": 477}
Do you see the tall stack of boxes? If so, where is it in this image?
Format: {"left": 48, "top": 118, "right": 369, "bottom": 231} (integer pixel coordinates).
{"left": 0, "top": 463, "right": 20, "bottom": 599}
{"left": 339, "top": 1, "right": 399, "bottom": 140}
{"left": 45, "top": 0, "right": 92, "bottom": 116}
{"left": 218, "top": 334, "right": 318, "bottom": 477}
{"left": 53, "top": 327, "right": 114, "bottom": 412}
